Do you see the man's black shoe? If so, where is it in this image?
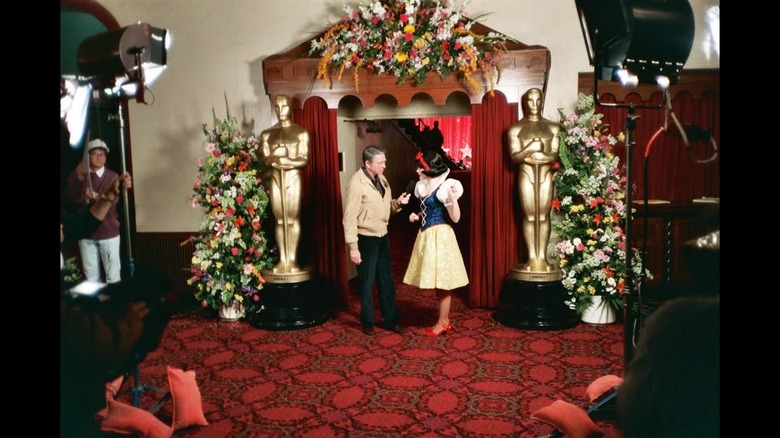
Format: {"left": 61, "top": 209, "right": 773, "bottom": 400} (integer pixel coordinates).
{"left": 386, "top": 325, "right": 405, "bottom": 335}
{"left": 362, "top": 327, "right": 375, "bottom": 335}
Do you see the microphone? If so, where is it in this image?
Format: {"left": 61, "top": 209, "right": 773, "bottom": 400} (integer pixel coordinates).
{"left": 405, "top": 179, "right": 417, "bottom": 196}
{"left": 404, "top": 179, "right": 418, "bottom": 213}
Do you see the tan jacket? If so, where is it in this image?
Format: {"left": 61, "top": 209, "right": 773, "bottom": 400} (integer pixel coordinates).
{"left": 343, "top": 168, "right": 403, "bottom": 250}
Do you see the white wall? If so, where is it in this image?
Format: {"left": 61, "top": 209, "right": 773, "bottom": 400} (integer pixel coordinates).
{"left": 95, "top": 0, "right": 719, "bottom": 232}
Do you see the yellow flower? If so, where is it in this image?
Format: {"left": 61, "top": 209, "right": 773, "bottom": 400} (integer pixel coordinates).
{"left": 216, "top": 261, "right": 223, "bottom": 269}
{"left": 403, "top": 24, "right": 415, "bottom": 34}
{"left": 395, "top": 52, "right": 408, "bottom": 63}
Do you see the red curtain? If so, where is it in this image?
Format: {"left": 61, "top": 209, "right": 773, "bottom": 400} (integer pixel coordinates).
{"left": 598, "top": 91, "right": 720, "bottom": 202}
{"left": 294, "top": 99, "right": 349, "bottom": 308}
{"left": 468, "top": 93, "right": 520, "bottom": 308}
{"left": 419, "top": 116, "right": 473, "bottom": 167}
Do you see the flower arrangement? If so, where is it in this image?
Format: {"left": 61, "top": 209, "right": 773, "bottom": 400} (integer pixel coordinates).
{"left": 308, "top": 0, "right": 515, "bottom": 95}
{"left": 551, "top": 93, "right": 651, "bottom": 315}
{"left": 186, "top": 113, "right": 277, "bottom": 316}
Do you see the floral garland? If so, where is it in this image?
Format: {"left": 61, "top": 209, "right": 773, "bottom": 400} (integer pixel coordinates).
{"left": 551, "top": 93, "right": 652, "bottom": 315}
{"left": 186, "top": 114, "right": 277, "bottom": 315}
{"left": 308, "top": 0, "right": 515, "bottom": 94}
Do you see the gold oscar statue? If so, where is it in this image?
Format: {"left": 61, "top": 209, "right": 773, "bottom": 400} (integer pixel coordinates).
{"left": 260, "top": 95, "right": 312, "bottom": 282}
{"left": 507, "top": 88, "right": 562, "bottom": 282}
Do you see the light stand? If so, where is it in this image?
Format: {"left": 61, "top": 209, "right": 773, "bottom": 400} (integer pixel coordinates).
{"left": 76, "top": 22, "right": 171, "bottom": 408}
{"left": 575, "top": 0, "right": 694, "bottom": 368}
{"left": 592, "top": 82, "right": 664, "bottom": 369}
{"left": 107, "top": 100, "right": 135, "bottom": 278}
{"left": 570, "top": 2, "right": 694, "bottom": 432}
{"left": 77, "top": 22, "right": 170, "bottom": 280}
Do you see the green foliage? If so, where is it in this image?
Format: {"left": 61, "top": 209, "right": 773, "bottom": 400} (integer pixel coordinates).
{"left": 186, "top": 115, "right": 277, "bottom": 315}
{"left": 551, "top": 93, "right": 652, "bottom": 315}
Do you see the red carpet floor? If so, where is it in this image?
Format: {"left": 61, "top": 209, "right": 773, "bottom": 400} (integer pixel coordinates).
{"left": 120, "top": 221, "right": 625, "bottom": 437}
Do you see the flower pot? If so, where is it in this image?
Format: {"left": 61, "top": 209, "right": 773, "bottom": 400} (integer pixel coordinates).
{"left": 219, "top": 303, "right": 245, "bottom": 321}
{"left": 580, "top": 296, "right": 616, "bottom": 324}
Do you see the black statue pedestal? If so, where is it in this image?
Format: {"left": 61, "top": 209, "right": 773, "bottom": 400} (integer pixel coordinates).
{"left": 493, "top": 277, "right": 578, "bottom": 330}
{"left": 249, "top": 270, "right": 331, "bottom": 330}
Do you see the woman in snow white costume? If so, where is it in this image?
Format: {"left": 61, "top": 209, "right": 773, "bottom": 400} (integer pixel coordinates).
{"left": 403, "top": 149, "right": 469, "bottom": 336}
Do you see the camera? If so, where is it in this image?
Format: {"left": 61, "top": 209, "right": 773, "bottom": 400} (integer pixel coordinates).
{"left": 62, "top": 265, "right": 173, "bottom": 375}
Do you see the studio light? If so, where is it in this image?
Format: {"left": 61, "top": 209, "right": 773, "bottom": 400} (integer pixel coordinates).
{"left": 574, "top": 0, "right": 696, "bottom": 372}
{"left": 575, "top": 0, "right": 694, "bottom": 86}
{"left": 77, "top": 22, "right": 170, "bottom": 103}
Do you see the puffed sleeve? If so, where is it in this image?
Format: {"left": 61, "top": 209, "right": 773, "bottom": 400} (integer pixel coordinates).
{"left": 437, "top": 179, "right": 463, "bottom": 206}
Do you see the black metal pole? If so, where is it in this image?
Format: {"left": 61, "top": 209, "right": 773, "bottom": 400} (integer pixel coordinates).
{"left": 110, "top": 100, "right": 135, "bottom": 279}
{"left": 622, "top": 106, "right": 639, "bottom": 369}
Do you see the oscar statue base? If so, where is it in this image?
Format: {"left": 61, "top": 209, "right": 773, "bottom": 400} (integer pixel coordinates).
{"left": 249, "top": 274, "right": 331, "bottom": 331}
{"left": 493, "top": 277, "right": 578, "bottom": 330}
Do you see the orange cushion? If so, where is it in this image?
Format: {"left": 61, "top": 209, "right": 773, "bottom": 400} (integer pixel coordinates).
{"left": 167, "top": 365, "right": 209, "bottom": 430}
{"left": 99, "top": 399, "right": 173, "bottom": 438}
{"left": 585, "top": 374, "right": 623, "bottom": 403}
{"left": 531, "top": 400, "right": 602, "bottom": 438}
{"left": 95, "top": 375, "right": 127, "bottom": 421}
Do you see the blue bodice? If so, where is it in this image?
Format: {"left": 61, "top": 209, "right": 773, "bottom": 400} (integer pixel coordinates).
{"left": 419, "top": 188, "right": 446, "bottom": 231}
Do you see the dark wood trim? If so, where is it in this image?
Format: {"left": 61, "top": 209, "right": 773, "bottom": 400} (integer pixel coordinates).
{"left": 578, "top": 68, "right": 719, "bottom": 101}
{"left": 263, "top": 22, "right": 551, "bottom": 110}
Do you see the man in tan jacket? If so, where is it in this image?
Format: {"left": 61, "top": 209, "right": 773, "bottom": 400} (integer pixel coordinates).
{"left": 343, "top": 145, "right": 410, "bottom": 335}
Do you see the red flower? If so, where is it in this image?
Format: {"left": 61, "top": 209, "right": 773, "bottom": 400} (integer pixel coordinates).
{"left": 236, "top": 196, "right": 244, "bottom": 204}
{"left": 551, "top": 199, "right": 561, "bottom": 211}
{"left": 588, "top": 197, "right": 604, "bottom": 209}
{"left": 231, "top": 247, "right": 239, "bottom": 256}
{"left": 593, "top": 213, "right": 603, "bottom": 226}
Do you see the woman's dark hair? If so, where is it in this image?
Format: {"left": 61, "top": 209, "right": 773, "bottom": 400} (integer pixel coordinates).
{"left": 417, "top": 149, "right": 448, "bottom": 177}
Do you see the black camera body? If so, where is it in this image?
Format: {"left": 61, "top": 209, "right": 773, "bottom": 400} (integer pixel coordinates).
{"left": 61, "top": 265, "right": 173, "bottom": 374}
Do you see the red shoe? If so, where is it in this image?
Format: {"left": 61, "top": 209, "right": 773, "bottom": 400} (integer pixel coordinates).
{"left": 425, "top": 322, "right": 451, "bottom": 337}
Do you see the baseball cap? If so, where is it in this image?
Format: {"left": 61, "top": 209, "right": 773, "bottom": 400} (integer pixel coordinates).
{"left": 87, "top": 139, "right": 109, "bottom": 153}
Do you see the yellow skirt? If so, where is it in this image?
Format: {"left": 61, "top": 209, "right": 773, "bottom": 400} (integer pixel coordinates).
{"left": 403, "top": 224, "right": 468, "bottom": 290}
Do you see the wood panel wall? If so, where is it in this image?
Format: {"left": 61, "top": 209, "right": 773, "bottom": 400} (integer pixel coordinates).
{"left": 133, "top": 232, "right": 195, "bottom": 301}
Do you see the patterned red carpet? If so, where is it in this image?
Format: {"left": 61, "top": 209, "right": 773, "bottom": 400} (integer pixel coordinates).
{"left": 121, "top": 222, "right": 625, "bottom": 437}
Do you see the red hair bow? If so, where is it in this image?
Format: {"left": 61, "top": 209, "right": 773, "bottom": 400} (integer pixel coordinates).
{"left": 415, "top": 151, "right": 430, "bottom": 171}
